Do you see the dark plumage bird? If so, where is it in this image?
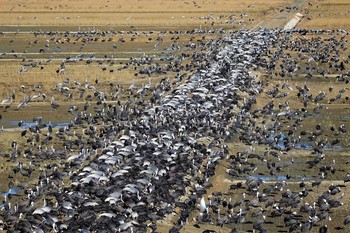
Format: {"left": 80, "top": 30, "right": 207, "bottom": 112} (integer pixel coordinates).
{"left": 51, "top": 97, "right": 60, "bottom": 109}
{"left": 312, "top": 177, "right": 323, "bottom": 188}
{"left": 301, "top": 220, "right": 313, "bottom": 232}
{"left": 11, "top": 140, "right": 17, "bottom": 148}
{"left": 319, "top": 225, "right": 328, "bottom": 233}
{"left": 21, "top": 130, "right": 27, "bottom": 137}
{"left": 18, "top": 120, "right": 24, "bottom": 127}
{"left": 344, "top": 174, "right": 350, "bottom": 183}
{"left": 339, "top": 124, "right": 347, "bottom": 133}
{"left": 344, "top": 215, "right": 350, "bottom": 225}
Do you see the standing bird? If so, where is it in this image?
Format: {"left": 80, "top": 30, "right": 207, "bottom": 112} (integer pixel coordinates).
{"left": 51, "top": 97, "right": 60, "bottom": 109}
{"left": 301, "top": 219, "right": 313, "bottom": 232}
{"left": 200, "top": 197, "right": 206, "bottom": 213}
{"left": 1, "top": 97, "right": 11, "bottom": 105}
{"left": 21, "top": 130, "right": 27, "bottom": 137}
{"left": 339, "top": 124, "right": 347, "bottom": 133}
{"left": 18, "top": 120, "right": 24, "bottom": 127}
{"left": 48, "top": 122, "right": 53, "bottom": 133}
{"left": 319, "top": 225, "right": 328, "bottom": 233}
{"left": 344, "top": 174, "right": 350, "bottom": 183}
{"left": 345, "top": 215, "right": 350, "bottom": 225}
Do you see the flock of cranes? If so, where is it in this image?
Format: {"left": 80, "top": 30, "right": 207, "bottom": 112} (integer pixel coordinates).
{"left": 0, "top": 26, "right": 350, "bottom": 233}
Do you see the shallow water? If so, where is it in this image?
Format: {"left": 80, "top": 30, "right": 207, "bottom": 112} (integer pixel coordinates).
{"left": 309, "top": 113, "right": 350, "bottom": 121}
{"left": 267, "top": 132, "right": 287, "bottom": 150}
{"left": 251, "top": 175, "right": 314, "bottom": 181}
{"left": 1, "top": 119, "right": 70, "bottom": 129}
{"left": 268, "top": 132, "right": 345, "bottom": 151}
{"left": 0, "top": 187, "right": 20, "bottom": 197}
{"left": 0, "top": 187, "right": 21, "bottom": 208}
{"left": 294, "top": 142, "right": 344, "bottom": 151}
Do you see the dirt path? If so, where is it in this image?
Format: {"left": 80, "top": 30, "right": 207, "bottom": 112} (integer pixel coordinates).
{"left": 256, "top": 0, "right": 308, "bottom": 29}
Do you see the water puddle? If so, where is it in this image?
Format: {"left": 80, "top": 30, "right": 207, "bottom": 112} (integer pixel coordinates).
{"left": 0, "top": 187, "right": 21, "bottom": 208}
{"left": 268, "top": 133, "right": 345, "bottom": 151}
{"left": 324, "top": 145, "right": 344, "bottom": 150}
{"left": 294, "top": 143, "right": 313, "bottom": 150}
{"left": 1, "top": 187, "right": 20, "bottom": 197}
{"left": 251, "top": 175, "right": 313, "bottom": 181}
{"left": 294, "top": 142, "right": 344, "bottom": 151}
{"left": 308, "top": 113, "right": 350, "bottom": 121}
{"left": 2, "top": 120, "right": 70, "bottom": 129}
{"left": 267, "top": 133, "right": 287, "bottom": 150}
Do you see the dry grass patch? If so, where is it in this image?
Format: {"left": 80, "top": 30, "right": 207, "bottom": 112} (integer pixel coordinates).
{"left": 298, "top": 0, "right": 350, "bottom": 29}
{"left": 0, "top": 0, "right": 293, "bottom": 27}
{"left": 0, "top": 0, "right": 291, "bottom": 13}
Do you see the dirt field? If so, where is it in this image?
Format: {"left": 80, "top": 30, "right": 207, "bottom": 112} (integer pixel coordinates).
{"left": 0, "top": 0, "right": 291, "bottom": 28}
{"left": 1, "top": 0, "right": 350, "bottom": 233}
{"left": 297, "top": 0, "right": 350, "bottom": 29}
